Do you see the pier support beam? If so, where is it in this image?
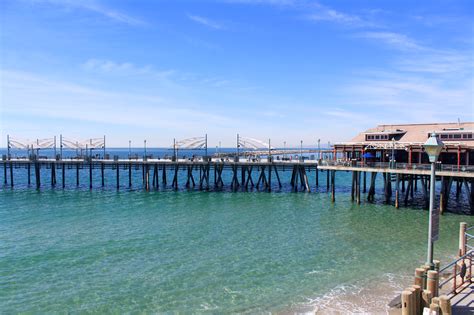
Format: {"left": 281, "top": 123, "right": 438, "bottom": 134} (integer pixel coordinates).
{"left": 331, "top": 170, "right": 335, "bottom": 202}
{"left": 35, "top": 162, "right": 41, "bottom": 189}
{"left": 28, "top": 163, "right": 31, "bottom": 186}
{"left": 3, "top": 162, "right": 7, "bottom": 185}
{"left": 10, "top": 161, "right": 13, "bottom": 187}
{"left": 116, "top": 163, "right": 120, "bottom": 190}
{"left": 62, "top": 163, "right": 65, "bottom": 188}
{"left": 76, "top": 164, "right": 79, "bottom": 186}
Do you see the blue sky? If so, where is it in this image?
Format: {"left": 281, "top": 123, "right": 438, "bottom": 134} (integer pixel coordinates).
{"left": 1, "top": 0, "right": 473, "bottom": 147}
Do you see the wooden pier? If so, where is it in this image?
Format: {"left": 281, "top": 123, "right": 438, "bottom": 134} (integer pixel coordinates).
{"left": 2, "top": 157, "right": 474, "bottom": 213}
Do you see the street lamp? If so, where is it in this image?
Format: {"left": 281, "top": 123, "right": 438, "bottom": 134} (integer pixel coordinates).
{"left": 300, "top": 140, "right": 303, "bottom": 162}
{"left": 318, "top": 139, "right": 321, "bottom": 160}
{"left": 423, "top": 132, "right": 444, "bottom": 268}
{"left": 391, "top": 137, "right": 395, "bottom": 168}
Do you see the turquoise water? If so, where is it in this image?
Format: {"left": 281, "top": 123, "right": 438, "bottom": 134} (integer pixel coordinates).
{"left": 1, "top": 185, "right": 473, "bottom": 313}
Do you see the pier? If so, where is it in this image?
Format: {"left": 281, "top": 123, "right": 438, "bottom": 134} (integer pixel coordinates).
{"left": 2, "top": 157, "right": 474, "bottom": 213}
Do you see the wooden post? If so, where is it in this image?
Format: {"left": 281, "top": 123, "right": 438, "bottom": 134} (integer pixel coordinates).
{"left": 427, "top": 270, "right": 439, "bottom": 297}
{"left": 412, "top": 285, "right": 421, "bottom": 315}
{"left": 422, "top": 290, "right": 432, "bottom": 310}
{"left": 10, "top": 161, "right": 13, "bottom": 187}
{"left": 438, "top": 295, "right": 452, "bottom": 315}
{"left": 407, "top": 287, "right": 417, "bottom": 315}
{"left": 116, "top": 163, "right": 119, "bottom": 189}
{"left": 315, "top": 164, "right": 319, "bottom": 187}
{"left": 357, "top": 171, "right": 361, "bottom": 204}
{"left": 76, "top": 163, "right": 79, "bottom": 186}
{"left": 268, "top": 164, "right": 272, "bottom": 192}
{"left": 129, "top": 163, "right": 132, "bottom": 187}
{"left": 145, "top": 164, "right": 150, "bottom": 191}
{"left": 351, "top": 171, "right": 355, "bottom": 201}
{"left": 460, "top": 222, "right": 467, "bottom": 256}
{"left": 3, "top": 161, "right": 6, "bottom": 185}
{"left": 28, "top": 163, "right": 31, "bottom": 185}
{"left": 101, "top": 163, "right": 105, "bottom": 187}
{"left": 62, "top": 163, "right": 65, "bottom": 188}
{"left": 326, "top": 169, "right": 330, "bottom": 191}
{"left": 363, "top": 171, "right": 366, "bottom": 193}
{"left": 89, "top": 162, "right": 92, "bottom": 189}
{"left": 331, "top": 170, "right": 335, "bottom": 203}
{"left": 395, "top": 173, "right": 400, "bottom": 208}
{"left": 415, "top": 268, "right": 424, "bottom": 287}
{"left": 401, "top": 290, "right": 412, "bottom": 315}
{"left": 430, "top": 303, "right": 440, "bottom": 314}
{"left": 35, "top": 162, "right": 41, "bottom": 189}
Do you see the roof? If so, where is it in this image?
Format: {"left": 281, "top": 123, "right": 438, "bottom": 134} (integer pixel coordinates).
{"left": 347, "top": 122, "right": 474, "bottom": 148}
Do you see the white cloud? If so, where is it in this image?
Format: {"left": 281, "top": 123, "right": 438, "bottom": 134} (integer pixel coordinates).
{"left": 30, "top": 0, "right": 145, "bottom": 26}
{"left": 82, "top": 59, "right": 174, "bottom": 78}
{"left": 356, "top": 32, "right": 423, "bottom": 51}
{"left": 187, "top": 14, "right": 223, "bottom": 30}
{"left": 0, "top": 70, "right": 237, "bottom": 144}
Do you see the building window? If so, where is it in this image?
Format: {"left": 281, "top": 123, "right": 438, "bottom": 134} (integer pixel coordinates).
{"left": 453, "top": 134, "right": 461, "bottom": 139}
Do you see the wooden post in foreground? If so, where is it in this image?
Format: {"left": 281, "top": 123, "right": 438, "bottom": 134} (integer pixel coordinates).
{"left": 422, "top": 290, "right": 432, "bottom": 310}
{"left": 412, "top": 285, "right": 421, "bottom": 315}
{"left": 401, "top": 290, "right": 413, "bottom": 315}
{"left": 415, "top": 268, "right": 425, "bottom": 287}
{"left": 427, "top": 270, "right": 439, "bottom": 297}
{"left": 430, "top": 303, "right": 440, "bottom": 314}
{"left": 438, "top": 295, "right": 452, "bottom": 315}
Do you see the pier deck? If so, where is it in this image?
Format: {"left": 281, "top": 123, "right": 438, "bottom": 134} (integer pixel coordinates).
{"left": 2, "top": 158, "right": 473, "bottom": 213}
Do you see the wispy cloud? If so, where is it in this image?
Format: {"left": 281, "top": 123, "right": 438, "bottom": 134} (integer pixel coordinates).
{"left": 187, "top": 14, "right": 223, "bottom": 30}
{"left": 82, "top": 59, "right": 174, "bottom": 78}
{"left": 356, "top": 31, "right": 423, "bottom": 51}
{"left": 307, "top": 3, "right": 377, "bottom": 28}
{"left": 31, "top": 0, "right": 146, "bottom": 26}
{"left": 1, "top": 70, "right": 235, "bottom": 133}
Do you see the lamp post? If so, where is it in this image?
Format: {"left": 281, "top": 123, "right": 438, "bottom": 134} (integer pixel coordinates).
{"left": 391, "top": 137, "right": 395, "bottom": 168}
{"left": 423, "top": 132, "right": 444, "bottom": 268}
{"left": 283, "top": 141, "right": 286, "bottom": 160}
{"left": 129, "top": 140, "right": 131, "bottom": 159}
{"left": 300, "top": 140, "right": 303, "bottom": 162}
{"left": 144, "top": 140, "right": 147, "bottom": 160}
{"left": 318, "top": 139, "right": 321, "bottom": 160}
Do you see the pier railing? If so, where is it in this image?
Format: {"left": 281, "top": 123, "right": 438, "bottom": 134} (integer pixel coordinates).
{"left": 438, "top": 223, "right": 474, "bottom": 298}
{"left": 319, "top": 160, "right": 474, "bottom": 173}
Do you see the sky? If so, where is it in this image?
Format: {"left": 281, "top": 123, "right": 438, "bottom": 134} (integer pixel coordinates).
{"left": 1, "top": 0, "right": 473, "bottom": 147}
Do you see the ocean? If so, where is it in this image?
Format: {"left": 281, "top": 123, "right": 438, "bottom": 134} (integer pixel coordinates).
{"left": 1, "top": 148, "right": 473, "bottom": 313}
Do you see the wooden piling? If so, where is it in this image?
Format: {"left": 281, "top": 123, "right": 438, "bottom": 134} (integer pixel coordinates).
{"left": 76, "top": 163, "right": 79, "bottom": 186}
{"left": 331, "top": 170, "right": 335, "bottom": 203}
{"left": 35, "top": 162, "right": 40, "bottom": 189}
{"left": 315, "top": 165, "right": 319, "bottom": 187}
{"left": 412, "top": 285, "right": 421, "bottom": 315}
{"left": 427, "top": 270, "right": 439, "bottom": 297}
{"left": 116, "top": 163, "right": 119, "bottom": 189}
{"left": 438, "top": 295, "right": 451, "bottom": 315}
{"left": 89, "top": 162, "right": 92, "bottom": 189}
{"left": 422, "top": 290, "right": 432, "bottom": 310}
{"left": 62, "top": 163, "right": 65, "bottom": 188}
{"left": 415, "top": 268, "right": 425, "bottom": 287}
{"left": 401, "top": 290, "right": 413, "bottom": 315}
{"left": 10, "top": 161, "right": 13, "bottom": 187}
{"left": 28, "top": 163, "right": 31, "bottom": 185}
{"left": 3, "top": 161, "right": 6, "bottom": 185}
{"left": 101, "top": 163, "right": 105, "bottom": 187}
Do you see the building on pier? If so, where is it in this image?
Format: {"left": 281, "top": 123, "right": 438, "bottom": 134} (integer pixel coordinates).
{"left": 334, "top": 122, "right": 474, "bottom": 166}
